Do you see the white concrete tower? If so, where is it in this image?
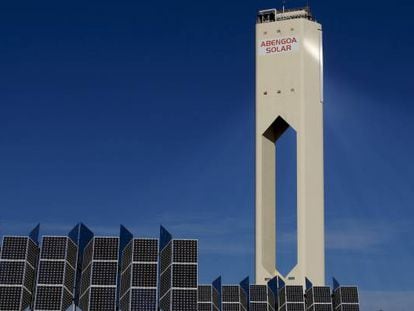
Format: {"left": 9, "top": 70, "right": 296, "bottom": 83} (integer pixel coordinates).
{"left": 255, "top": 8, "right": 325, "bottom": 286}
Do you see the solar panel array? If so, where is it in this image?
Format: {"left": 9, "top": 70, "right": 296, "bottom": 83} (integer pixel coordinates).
{"left": 170, "top": 289, "right": 198, "bottom": 311}
{"left": 0, "top": 261, "right": 25, "bottom": 284}
{"left": 172, "top": 240, "right": 197, "bottom": 263}
{"left": 35, "top": 286, "right": 63, "bottom": 310}
{"left": 222, "top": 285, "right": 240, "bottom": 302}
{"left": 92, "top": 262, "right": 118, "bottom": 285}
{"left": 172, "top": 264, "right": 197, "bottom": 288}
{"left": 120, "top": 238, "right": 159, "bottom": 311}
{"left": 34, "top": 236, "right": 78, "bottom": 311}
{"left": 305, "top": 286, "right": 332, "bottom": 311}
{"left": 1, "top": 237, "right": 28, "bottom": 260}
{"left": 0, "top": 287, "right": 23, "bottom": 310}
{"left": 198, "top": 285, "right": 220, "bottom": 311}
{"left": 41, "top": 237, "right": 67, "bottom": 259}
{"left": 79, "top": 289, "right": 90, "bottom": 311}
{"left": 0, "top": 228, "right": 360, "bottom": 311}
{"left": 94, "top": 238, "right": 119, "bottom": 261}
{"left": 130, "top": 288, "right": 157, "bottom": 311}
{"left": 250, "top": 284, "right": 277, "bottom": 311}
{"left": 89, "top": 287, "right": 117, "bottom": 311}
{"left": 133, "top": 239, "right": 158, "bottom": 262}
{"left": 222, "top": 285, "right": 248, "bottom": 311}
{"left": 160, "top": 266, "right": 172, "bottom": 300}
{"left": 198, "top": 285, "right": 213, "bottom": 302}
{"left": 159, "top": 291, "right": 171, "bottom": 311}
{"left": 0, "top": 236, "right": 39, "bottom": 311}
{"left": 21, "top": 289, "right": 32, "bottom": 311}
{"left": 278, "top": 285, "right": 305, "bottom": 311}
{"left": 159, "top": 239, "right": 198, "bottom": 311}
{"left": 212, "top": 284, "right": 221, "bottom": 310}
{"left": 268, "top": 284, "right": 277, "bottom": 310}
{"left": 37, "top": 261, "right": 65, "bottom": 284}
{"left": 79, "top": 237, "right": 119, "bottom": 311}
{"left": 132, "top": 263, "right": 157, "bottom": 287}
{"left": 160, "top": 242, "right": 172, "bottom": 273}
{"left": 332, "top": 287, "right": 359, "bottom": 311}
{"left": 198, "top": 285, "right": 213, "bottom": 311}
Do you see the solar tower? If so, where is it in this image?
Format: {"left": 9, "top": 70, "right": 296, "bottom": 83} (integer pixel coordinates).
{"left": 255, "top": 7, "right": 325, "bottom": 286}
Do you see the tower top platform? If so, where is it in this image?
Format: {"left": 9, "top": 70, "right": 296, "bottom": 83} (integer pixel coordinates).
{"left": 257, "top": 7, "right": 313, "bottom": 24}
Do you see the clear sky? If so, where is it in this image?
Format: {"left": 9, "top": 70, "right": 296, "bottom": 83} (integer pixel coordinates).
{"left": 1, "top": 0, "right": 413, "bottom": 310}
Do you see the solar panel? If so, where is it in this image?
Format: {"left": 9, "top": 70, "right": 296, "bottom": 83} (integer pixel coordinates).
{"left": 0, "top": 261, "right": 25, "bottom": 285}
{"left": 130, "top": 288, "right": 157, "bottom": 311}
{"left": 34, "top": 286, "right": 62, "bottom": 310}
{"left": 41, "top": 237, "right": 67, "bottom": 259}
{"left": 0, "top": 287, "right": 22, "bottom": 310}
{"left": 89, "top": 287, "right": 116, "bottom": 311}
{"left": 133, "top": 239, "right": 158, "bottom": 262}
{"left": 93, "top": 237, "right": 119, "bottom": 260}
{"left": 91, "top": 261, "right": 117, "bottom": 285}
{"left": 132, "top": 263, "right": 157, "bottom": 287}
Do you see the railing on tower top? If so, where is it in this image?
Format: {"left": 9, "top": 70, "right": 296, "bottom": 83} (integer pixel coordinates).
{"left": 257, "top": 7, "right": 314, "bottom": 24}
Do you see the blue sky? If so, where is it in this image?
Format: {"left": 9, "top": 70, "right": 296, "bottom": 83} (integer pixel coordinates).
{"left": 1, "top": 0, "right": 413, "bottom": 310}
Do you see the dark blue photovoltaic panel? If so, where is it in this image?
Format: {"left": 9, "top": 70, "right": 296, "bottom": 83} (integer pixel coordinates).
{"left": 119, "top": 225, "right": 133, "bottom": 257}
{"left": 89, "top": 287, "right": 116, "bottom": 311}
{"left": 68, "top": 225, "right": 79, "bottom": 245}
{"left": 249, "top": 285, "right": 267, "bottom": 302}
{"left": 333, "top": 278, "right": 340, "bottom": 290}
{"left": 213, "top": 276, "right": 222, "bottom": 293}
{"left": 133, "top": 239, "right": 158, "bottom": 262}
{"left": 212, "top": 276, "right": 222, "bottom": 310}
{"left": 68, "top": 223, "right": 94, "bottom": 257}
{"left": 93, "top": 238, "right": 119, "bottom": 260}
{"left": 41, "top": 237, "right": 67, "bottom": 260}
{"left": 306, "top": 277, "right": 313, "bottom": 290}
{"left": 198, "top": 285, "right": 212, "bottom": 302}
{"left": 160, "top": 226, "right": 172, "bottom": 250}
{"left": 0, "top": 287, "right": 22, "bottom": 310}
{"left": 118, "top": 225, "right": 133, "bottom": 309}
{"left": 222, "top": 286, "right": 240, "bottom": 303}
{"left": 72, "top": 224, "right": 94, "bottom": 305}
{"left": 35, "top": 286, "right": 62, "bottom": 310}
{"left": 131, "top": 288, "right": 157, "bottom": 311}
{"left": 240, "top": 276, "right": 249, "bottom": 297}
{"left": 78, "top": 224, "right": 94, "bottom": 250}
{"left": 267, "top": 276, "right": 278, "bottom": 296}
{"left": 29, "top": 224, "right": 40, "bottom": 245}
